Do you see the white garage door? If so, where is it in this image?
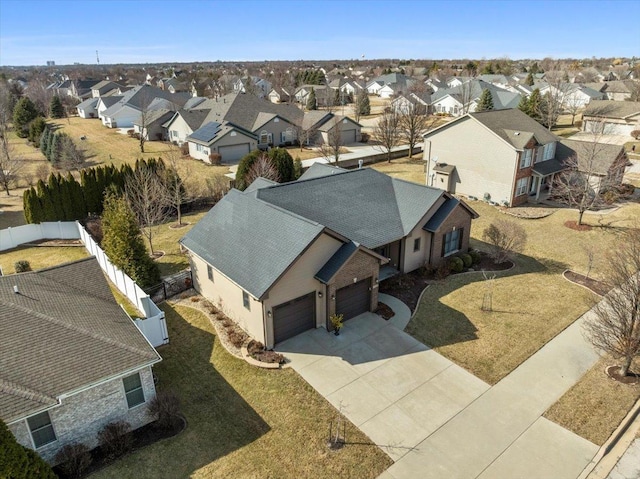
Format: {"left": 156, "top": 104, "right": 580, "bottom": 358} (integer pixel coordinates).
{"left": 340, "top": 129, "right": 356, "bottom": 144}
{"left": 218, "top": 143, "right": 251, "bottom": 164}
{"left": 604, "top": 123, "right": 635, "bottom": 136}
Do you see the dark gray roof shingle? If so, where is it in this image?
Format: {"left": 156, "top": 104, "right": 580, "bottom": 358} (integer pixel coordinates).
{"left": 315, "top": 241, "right": 358, "bottom": 284}
{"left": 469, "top": 109, "right": 559, "bottom": 148}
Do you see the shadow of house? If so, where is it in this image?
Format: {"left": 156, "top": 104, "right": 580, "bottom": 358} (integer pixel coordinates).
{"left": 146, "top": 304, "right": 270, "bottom": 475}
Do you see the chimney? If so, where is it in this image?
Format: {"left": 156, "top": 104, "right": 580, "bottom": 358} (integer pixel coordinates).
{"left": 13, "top": 285, "right": 19, "bottom": 294}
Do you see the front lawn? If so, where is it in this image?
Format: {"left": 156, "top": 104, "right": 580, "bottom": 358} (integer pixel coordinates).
{"left": 91, "top": 304, "right": 392, "bottom": 479}
{"left": 406, "top": 200, "right": 640, "bottom": 384}
{"left": 544, "top": 356, "right": 640, "bottom": 445}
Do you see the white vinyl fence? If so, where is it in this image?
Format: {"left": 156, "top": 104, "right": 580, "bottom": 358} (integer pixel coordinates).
{"left": 0, "top": 221, "right": 169, "bottom": 347}
{"left": 0, "top": 222, "right": 80, "bottom": 251}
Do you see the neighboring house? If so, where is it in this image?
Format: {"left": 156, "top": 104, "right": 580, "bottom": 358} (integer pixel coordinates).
{"left": 181, "top": 166, "right": 478, "bottom": 348}
{"left": 583, "top": 100, "right": 640, "bottom": 136}
{"left": 186, "top": 121, "right": 258, "bottom": 163}
{"left": 313, "top": 113, "right": 362, "bottom": 145}
{"left": 368, "top": 73, "right": 415, "bottom": 98}
{"left": 76, "top": 97, "right": 99, "bottom": 119}
{"left": 595, "top": 80, "right": 640, "bottom": 101}
{"left": 99, "top": 84, "right": 190, "bottom": 129}
{"left": 328, "top": 78, "right": 360, "bottom": 96}
{"left": 91, "top": 80, "right": 123, "bottom": 98}
{"left": 556, "top": 139, "right": 627, "bottom": 192}
{"left": 294, "top": 84, "right": 331, "bottom": 105}
{"left": 431, "top": 80, "right": 521, "bottom": 116}
{"left": 163, "top": 109, "right": 210, "bottom": 145}
{"left": 133, "top": 108, "right": 176, "bottom": 141}
{"left": 561, "top": 84, "right": 605, "bottom": 108}
{"left": 69, "top": 80, "right": 101, "bottom": 100}
{"left": 1, "top": 258, "right": 161, "bottom": 465}
{"left": 233, "top": 76, "right": 272, "bottom": 98}
{"left": 392, "top": 92, "right": 431, "bottom": 114}
{"left": 96, "top": 95, "right": 124, "bottom": 120}
{"left": 366, "top": 80, "right": 384, "bottom": 95}
{"left": 423, "top": 108, "right": 564, "bottom": 206}
{"left": 268, "top": 86, "right": 292, "bottom": 103}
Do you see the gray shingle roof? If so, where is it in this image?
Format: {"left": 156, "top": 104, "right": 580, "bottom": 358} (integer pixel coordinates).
{"left": 0, "top": 258, "right": 161, "bottom": 422}
{"left": 244, "top": 177, "right": 279, "bottom": 193}
{"left": 423, "top": 197, "right": 460, "bottom": 232}
{"left": 556, "top": 139, "right": 624, "bottom": 176}
{"left": 298, "top": 163, "right": 347, "bottom": 181}
{"left": 180, "top": 190, "right": 324, "bottom": 299}
{"left": 165, "top": 109, "right": 211, "bottom": 130}
{"left": 315, "top": 241, "right": 358, "bottom": 284}
{"left": 77, "top": 97, "right": 99, "bottom": 110}
{"left": 469, "top": 109, "right": 559, "bottom": 148}
{"left": 187, "top": 121, "right": 256, "bottom": 145}
{"left": 584, "top": 100, "right": 640, "bottom": 119}
{"left": 257, "top": 168, "right": 444, "bottom": 249}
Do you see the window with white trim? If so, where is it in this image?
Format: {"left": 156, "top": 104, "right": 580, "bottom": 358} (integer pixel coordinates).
{"left": 519, "top": 149, "right": 532, "bottom": 168}
{"left": 27, "top": 411, "right": 56, "bottom": 448}
{"left": 123, "top": 373, "right": 145, "bottom": 409}
{"left": 515, "top": 177, "right": 529, "bottom": 196}
{"left": 443, "top": 228, "right": 462, "bottom": 256}
{"left": 195, "top": 143, "right": 204, "bottom": 152}
{"left": 535, "top": 147, "right": 544, "bottom": 163}
{"left": 242, "top": 291, "right": 250, "bottom": 310}
{"left": 207, "top": 265, "right": 213, "bottom": 282}
{"left": 413, "top": 238, "right": 421, "bottom": 252}
{"left": 543, "top": 142, "right": 555, "bottom": 160}
{"left": 259, "top": 131, "right": 271, "bottom": 144}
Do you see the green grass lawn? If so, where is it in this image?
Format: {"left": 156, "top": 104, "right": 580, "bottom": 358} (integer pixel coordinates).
{"left": 406, "top": 200, "right": 640, "bottom": 385}
{"left": 91, "top": 304, "right": 392, "bottom": 479}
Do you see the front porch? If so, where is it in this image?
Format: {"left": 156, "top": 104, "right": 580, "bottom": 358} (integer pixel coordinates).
{"left": 530, "top": 159, "right": 565, "bottom": 203}
{"left": 379, "top": 264, "right": 400, "bottom": 281}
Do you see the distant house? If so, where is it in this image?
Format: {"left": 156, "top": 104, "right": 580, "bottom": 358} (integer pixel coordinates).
{"left": 163, "top": 109, "right": 210, "bottom": 145}
{"left": 91, "top": 80, "right": 123, "bottom": 98}
{"left": 556, "top": 139, "right": 627, "bottom": 193}
{"left": 367, "top": 73, "right": 415, "bottom": 98}
{"left": 233, "top": 76, "right": 272, "bottom": 99}
{"left": 133, "top": 108, "right": 176, "bottom": 141}
{"left": 392, "top": 92, "right": 431, "bottom": 114}
{"left": 186, "top": 121, "right": 258, "bottom": 163}
{"left": 561, "top": 84, "right": 605, "bottom": 108}
{"left": 313, "top": 113, "right": 362, "bottom": 145}
{"left": 423, "top": 109, "right": 564, "bottom": 206}
{"left": 583, "top": 100, "right": 640, "bottom": 136}
{"left": 597, "top": 80, "right": 639, "bottom": 101}
{"left": 1, "top": 258, "right": 161, "bottom": 465}
{"left": 76, "top": 97, "right": 99, "bottom": 119}
{"left": 268, "top": 86, "right": 292, "bottom": 103}
{"left": 181, "top": 167, "right": 477, "bottom": 348}
{"left": 431, "top": 80, "right": 522, "bottom": 117}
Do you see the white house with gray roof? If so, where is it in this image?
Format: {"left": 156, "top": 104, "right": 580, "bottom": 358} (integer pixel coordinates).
{"left": 1, "top": 258, "right": 161, "bottom": 465}
{"left": 181, "top": 167, "right": 477, "bottom": 348}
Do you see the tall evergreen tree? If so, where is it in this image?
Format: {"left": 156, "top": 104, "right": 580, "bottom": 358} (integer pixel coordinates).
{"left": 49, "top": 95, "right": 64, "bottom": 118}
{"left": 0, "top": 419, "right": 56, "bottom": 479}
{"left": 66, "top": 172, "right": 87, "bottom": 219}
{"left": 476, "top": 89, "right": 494, "bottom": 112}
{"left": 306, "top": 88, "right": 317, "bottom": 111}
{"left": 28, "top": 117, "right": 47, "bottom": 145}
{"left": 525, "top": 72, "right": 535, "bottom": 86}
{"left": 357, "top": 90, "right": 370, "bottom": 117}
{"left": 101, "top": 191, "right": 161, "bottom": 288}
{"left": 12, "top": 97, "right": 38, "bottom": 138}
{"left": 269, "top": 148, "right": 295, "bottom": 182}
{"left": 47, "top": 173, "right": 65, "bottom": 220}
{"left": 39, "top": 125, "right": 51, "bottom": 152}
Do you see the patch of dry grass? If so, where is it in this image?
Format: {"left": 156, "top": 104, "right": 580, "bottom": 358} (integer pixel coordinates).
{"left": 407, "top": 199, "right": 640, "bottom": 384}
{"left": 370, "top": 156, "right": 426, "bottom": 185}
{"left": 91, "top": 304, "right": 392, "bottom": 479}
{"left": 544, "top": 356, "right": 640, "bottom": 445}
{"left": 0, "top": 245, "right": 89, "bottom": 274}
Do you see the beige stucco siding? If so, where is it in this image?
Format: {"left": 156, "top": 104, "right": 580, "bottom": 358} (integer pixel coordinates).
{"left": 402, "top": 196, "right": 446, "bottom": 272}
{"left": 425, "top": 117, "right": 517, "bottom": 204}
{"left": 167, "top": 115, "right": 194, "bottom": 145}
{"left": 263, "top": 233, "right": 343, "bottom": 347}
{"left": 189, "top": 252, "right": 265, "bottom": 343}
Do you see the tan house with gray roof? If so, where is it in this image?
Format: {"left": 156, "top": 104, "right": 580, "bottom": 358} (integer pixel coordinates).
{"left": 583, "top": 100, "right": 640, "bottom": 136}
{"left": 1, "top": 258, "right": 161, "bottom": 464}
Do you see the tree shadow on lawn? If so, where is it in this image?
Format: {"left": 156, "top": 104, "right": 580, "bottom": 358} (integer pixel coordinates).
{"left": 406, "top": 244, "right": 569, "bottom": 350}
{"left": 118, "top": 303, "right": 270, "bottom": 477}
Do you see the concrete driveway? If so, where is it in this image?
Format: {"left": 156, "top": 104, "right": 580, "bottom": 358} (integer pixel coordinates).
{"left": 277, "top": 294, "right": 601, "bottom": 479}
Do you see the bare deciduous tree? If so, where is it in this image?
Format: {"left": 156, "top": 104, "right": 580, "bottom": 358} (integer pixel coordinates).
{"left": 552, "top": 119, "right": 623, "bottom": 225}
{"left": 482, "top": 219, "right": 527, "bottom": 264}
{"left": 245, "top": 153, "right": 281, "bottom": 185}
{"left": 0, "top": 130, "right": 23, "bottom": 195}
{"left": 163, "top": 146, "right": 194, "bottom": 227}
{"left": 583, "top": 227, "right": 640, "bottom": 377}
{"left": 293, "top": 117, "right": 317, "bottom": 151}
{"left": 125, "top": 166, "right": 170, "bottom": 255}
{"left": 318, "top": 123, "right": 343, "bottom": 165}
{"left": 562, "top": 89, "right": 584, "bottom": 126}
{"left": 373, "top": 110, "right": 401, "bottom": 162}
{"left": 400, "top": 107, "right": 437, "bottom": 159}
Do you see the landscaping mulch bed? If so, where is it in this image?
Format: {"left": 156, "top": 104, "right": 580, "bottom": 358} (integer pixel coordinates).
{"left": 380, "top": 253, "right": 512, "bottom": 313}
{"left": 374, "top": 302, "right": 395, "bottom": 320}
{"left": 563, "top": 270, "right": 610, "bottom": 296}
{"left": 499, "top": 205, "right": 555, "bottom": 219}
{"left": 606, "top": 365, "right": 640, "bottom": 385}
{"left": 53, "top": 417, "right": 185, "bottom": 479}
{"left": 564, "top": 220, "right": 593, "bottom": 231}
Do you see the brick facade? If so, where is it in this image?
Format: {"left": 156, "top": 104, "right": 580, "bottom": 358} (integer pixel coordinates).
{"left": 430, "top": 204, "right": 474, "bottom": 265}
{"left": 9, "top": 366, "right": 156, "bottom": 465}
{"left": 326, "top": 250, "right": 380, "bottom": 326}
{"left": 512, "top": 139, "right": 537, "bottom": 206}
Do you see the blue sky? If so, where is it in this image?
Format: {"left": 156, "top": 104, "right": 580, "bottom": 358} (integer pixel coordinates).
{"left": 1, "top": 0, "right": 639, "bottom": 66}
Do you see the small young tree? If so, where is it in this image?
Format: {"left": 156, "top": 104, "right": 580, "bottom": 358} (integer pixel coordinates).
{"left": 125, "top": 165, "right": 170, "bottom": 256}
{"left": 354, "top": 89, "right": 370, "bottom": 122}
{"left": 475, "top": 89, "right": 494, "bottom": 112}
{"left": 245, "top": 152, "right": 281, "bottom": 185}
{"left": 0, "top": 127, "right": 23, "bottom": 195}
{"left": 318, "top": 123, "right": 343, "bottom": 165}
{"left": 525, "top": 72, "right": 535, "bottom": 86}
{"left": 306, "top": 87, "right": 317, "bottom": 111}
{"left": 583, "top": 227, "right": 640, "bottom": 377}
{"left": 12, "top": 97, "right": 38, "bottom": 138}
{"left": 49, "top": 95, "right": 64, "bottom": 119}
{"left": 293, "top": 157, "right": 303, "bottom": 179}
{"left": 163, "top": 147, "right": 192, "bottom": 226}
{"left": 101, "top": 191, "right": 161, "bottom": 288}
{"left": 482, "top": 219, "right": 527, "bottom": 264}
{"left": 373, "top": 110, "right": 401, "bottom": 162}
{"left": 59, "top": 134, "right": 86, "bottom": 170}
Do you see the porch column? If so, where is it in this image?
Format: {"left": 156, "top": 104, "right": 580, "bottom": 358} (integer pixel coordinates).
{"left": 548, "top": 173, "right": 555, "bottom": 196}
{"left": 535, "top": 175, "right": 543, "bottom": 201}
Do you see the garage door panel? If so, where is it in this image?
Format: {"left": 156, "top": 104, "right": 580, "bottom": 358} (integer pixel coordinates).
{"left": 273, "top": 292, "right": 316, "bottom": 344}
{"left": 340, "top": 129, "right": 356, "bottom": 144}
{"left": 218, "top": 143, "right": 251, "bottom": 163}
{"left": 336, "top": 279, "right": 371, "bottom": 321}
